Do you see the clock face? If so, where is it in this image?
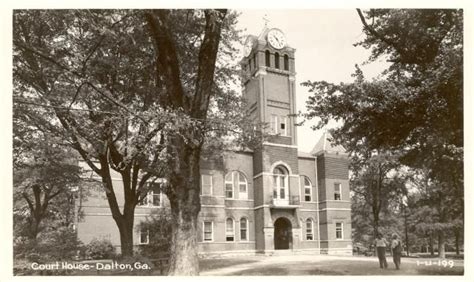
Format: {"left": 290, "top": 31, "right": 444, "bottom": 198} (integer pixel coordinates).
{"left": 267, "top": 29, "right": 286, "bottom": 49}
{"left": 244, "top": 38, "right": 253, "bottom": 57}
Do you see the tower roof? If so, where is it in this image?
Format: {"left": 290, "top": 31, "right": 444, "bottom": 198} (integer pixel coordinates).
{"left": 311, "top": 131, "right": 347, "bottom": 156}
{"left": 257, "top": 26, "right": 271, "bottom": 41}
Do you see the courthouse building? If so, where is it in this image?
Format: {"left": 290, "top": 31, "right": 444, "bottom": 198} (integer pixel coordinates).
{"left": 75, "top": 26, "right": 352, "bottom": 256}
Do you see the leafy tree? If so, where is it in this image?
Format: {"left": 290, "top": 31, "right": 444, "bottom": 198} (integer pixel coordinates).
{"left": 13, "top": 9, "right": 169, "bottom": 258}
{"left": 13, "top": 100, "right": 82, "bottom": 240}
{"left": 13, "top": 9, "right": 251, "bottom": 273}
{"left": 408, "top": 170, "right": 464, "bottom": 258}
{"left": 143, "top": 9, "right": 251, "bottom": 275}
{"left": 138, "top": 209, "right": 172, "bottom": 259}
{"left": 303, "top": 9, "right": 463, "bottom": 258}
{"left": 350, "top": 148, "right": 409, "bottom": 253}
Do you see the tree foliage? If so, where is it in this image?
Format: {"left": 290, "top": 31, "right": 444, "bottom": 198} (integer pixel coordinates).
{"left": 13, "top": 9, "right": 253, "bottom": 272}
{"left": 138, "top": 209, "right": 172, "bottom": 259}
{"left": 13, "top": 97, "right": 84, "bottom": 240}
{"left": 303, "top": 9, "right": 462, "bottom": 183}
{"left": 303, "top": 9, "right": 463, "bottom": 258}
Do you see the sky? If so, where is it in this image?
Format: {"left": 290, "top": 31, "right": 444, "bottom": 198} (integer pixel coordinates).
{"left": 235, "top": 10, "right": 390, "bottom": 153}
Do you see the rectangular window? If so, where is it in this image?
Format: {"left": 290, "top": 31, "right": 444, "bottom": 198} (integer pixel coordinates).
{"left": 138, "top": 183, "right": 161, "bottom": 207}
{"left": 304, "top": 177, "right": 312, "bottom": 202}
{"left": 138, "top": 194, "right": 149, "bottom": 206}
{"left": 240, "top": 219, "right": 248, "bottom": 241}
{"left": 203, "top": 221, "right": 213, "bottom": 242}
{"left": 273, "top": 175, "right": 278, "bottom": 198}
{"left": 306, "top": 220, "right": 314, "bottom": 240}
{"left": 304, "top": 188, "right": 311, "bottom": 202}
{"left": 279, "top": 175, "right": 286, "bottom": 199}
{"left": 225, "top": 183, "right": 233, "bottom": 198}
{"left": 280, "top": 116, "right": 287, "bottom": 136}
{"left": 201, "top": 174, "right": 213, "bottom": 196}
{"left": 334, "top": 183, "right": 342, "bottom": 200}
{"left": 138, "top": 228, "right": 149, "bottom": 245}
{"left": 226, "top": 219, "right": 234, "bottom": 242}
{"left": 336, "top": 222, "right": 343, "bottom": 240}
{"left": 271, "top": 115, "right": 279, "bottom": 134}
{"left": 225, "top": 172, "right": 233, "bottom": 199}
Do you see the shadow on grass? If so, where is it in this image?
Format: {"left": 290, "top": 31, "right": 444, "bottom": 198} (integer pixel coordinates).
{"left": 199, "top": 258, "right": 260, "bottom": 273}
{"left": 231, "top": 266, "right": 340, "bottom": 276}
{"left": 202, "top": 258, "right": 464, "bottom": 276}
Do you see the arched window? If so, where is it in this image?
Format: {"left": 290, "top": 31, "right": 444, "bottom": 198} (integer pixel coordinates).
{"left": 274, "top": 52, "right": 280, "bottom": 69}
{"left": 226, "top": 218, "right": 235, "bottom": 241}
{"left": 306, "top": 218, "right": 314, "bottom": 240}
{"left": 240, "top": 218, "right": 248, "bottom": 241}
{"left": 273, "top": 166, "right": 288, "bottom": 200}
{"left": 225, "top": 171, "right": 248, "bottom": 199}
{"left": 284, "top": 54, "right": 289, "bottom": 70}
{"left": 303, "top": 176, "right": 312, "bottom": 202}
{"left": 265, "top": 50, "right": 270, "bottom": 67}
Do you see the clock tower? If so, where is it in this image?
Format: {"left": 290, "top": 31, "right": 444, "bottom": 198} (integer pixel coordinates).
{"left": 242, "top": 27, "right": 297, "bottom": 147}
{"left": 241, "top": 27, "right": 301, "bottom": 252}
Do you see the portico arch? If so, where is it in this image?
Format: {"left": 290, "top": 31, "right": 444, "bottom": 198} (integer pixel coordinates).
{"left": 274, "top": 217, "right": 293, "bottom": 250}
{"left": 269, "top": 161, "right": 293, "bottom": 175}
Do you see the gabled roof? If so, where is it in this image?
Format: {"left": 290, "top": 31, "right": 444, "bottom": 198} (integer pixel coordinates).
{"left": 310, "top": 131, "right": 347, "bottom": 156}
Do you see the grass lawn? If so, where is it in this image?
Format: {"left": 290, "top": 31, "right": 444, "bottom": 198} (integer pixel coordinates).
{"left": 199, "top": 258, "right": 261, "bottom": 273}
{"left": 15, "top": 254, "right": 464, "bottom": 276}
{"left": 199, "top": 255, "right": 464, "bottom": 276}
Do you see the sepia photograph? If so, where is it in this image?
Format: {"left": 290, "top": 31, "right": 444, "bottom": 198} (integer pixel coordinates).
{"left": 3, "top": 1, "right": 470, "bottom": 279}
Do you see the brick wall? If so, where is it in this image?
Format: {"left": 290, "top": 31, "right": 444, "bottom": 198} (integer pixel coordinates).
{"left": 317, "top": 153, "right": 349, "bottom": 180}
{"left": 268, "top": 135, "right": 292, "bottom": 145}
{"left": 259, "top": 145, "right": 299, "bottom": 174}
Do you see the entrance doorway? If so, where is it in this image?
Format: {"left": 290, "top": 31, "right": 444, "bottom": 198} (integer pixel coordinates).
{"left": 274, "top": 217, "right": 292, "bottom": 250}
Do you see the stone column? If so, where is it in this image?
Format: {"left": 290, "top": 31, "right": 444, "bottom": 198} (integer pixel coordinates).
{"left": 263, "top": 227, "right": 275, "bottom": 254}
{"left": 292, "top": 227, "right": 301, "bottom": 250}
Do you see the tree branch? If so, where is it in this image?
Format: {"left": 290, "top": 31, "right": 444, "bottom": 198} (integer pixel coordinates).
{"left": 144, "top": 10, "right": 187, "bottom": 110}
{"left": 192, "top": 9, "right": 227, "bottom": 119}
{"left": 356, "top": 9, "right": 405, "bottom": 59}
{"left": 22, "top": 191, "right": 35, "bottom": 214}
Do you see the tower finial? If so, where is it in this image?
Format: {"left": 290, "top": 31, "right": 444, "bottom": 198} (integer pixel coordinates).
{"left": 263, "top": 14, "right": 270, "bottom": 27}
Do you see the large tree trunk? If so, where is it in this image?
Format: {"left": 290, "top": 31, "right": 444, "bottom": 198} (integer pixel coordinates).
{"left": 145, "top": 9, "right": 227, "bottom": 275}
{"left": 167, "top": 142, "right": 202, "bottom": 275}
{"left": 116, "top": 203, "right": 135, "bottom": 258}
{"left": 168, "top": 209, "right": 199, "bottom": 275}
{"left": 28, "top": 218, "right": 41, "bottom": 240}
{"left": 117, "top": 220, "right": 134, "bottom": 258}
{"left": 404, "top": 207, "right": 409, "bottom": 257}
{"left": 429, "top": 233, "right": 435, "bottom": 256}
{"left": 454, "top": 229, "right": 460, "bottom": 255}
{"left": 438, "top": 232, "right": 446, "bottom": 258}
{"left": 100, "top": 158, "right": 136, "bottom": 259}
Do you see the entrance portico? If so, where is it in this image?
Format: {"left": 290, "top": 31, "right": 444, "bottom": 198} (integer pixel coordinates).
{"left": 274, "top": 217, "right": 292, "bottom": 249}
